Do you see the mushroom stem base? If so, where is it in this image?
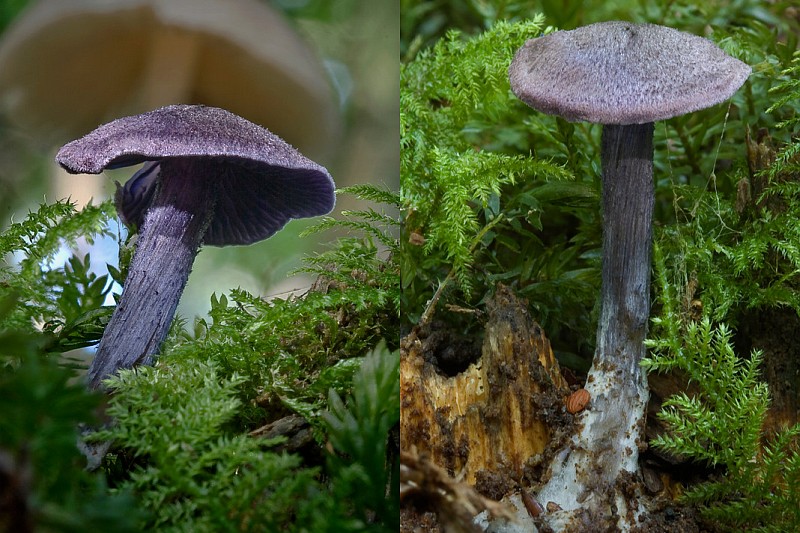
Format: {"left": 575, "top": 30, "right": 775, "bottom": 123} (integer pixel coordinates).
{"left": 508, "top": 123, "right": 655, "bottom": 532}
{"left": 88, "top": 160, "right": 215, "bottom": 389}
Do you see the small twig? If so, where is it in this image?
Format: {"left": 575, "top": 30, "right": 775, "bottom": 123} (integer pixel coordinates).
{"left": 401, "top": 447, "right": 516, "bottom": 532}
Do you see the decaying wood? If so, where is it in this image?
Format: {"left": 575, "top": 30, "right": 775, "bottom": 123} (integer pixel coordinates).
{"left": 249, "top": 414, "right": 315, "bottom": 454}
{"left": 400, "top": 447, "right": 516, "bottom": 533}
{"left": 400, "top": 284, "right": 569, "bottom": 490}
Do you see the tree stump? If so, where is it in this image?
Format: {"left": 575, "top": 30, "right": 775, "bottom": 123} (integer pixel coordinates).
{"left": 400, "top": 284, "right": 570, "bottom": 492}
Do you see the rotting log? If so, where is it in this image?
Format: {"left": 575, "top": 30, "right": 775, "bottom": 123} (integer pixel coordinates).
{"left": 400, "top": 284, "right": 570, "bottom": 492}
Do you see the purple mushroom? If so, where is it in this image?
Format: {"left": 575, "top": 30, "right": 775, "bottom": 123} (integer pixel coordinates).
{"left": 57, "top": 104, "right": 335, "bottom": 389}
{"left": 506, "top": 22, "right": 750, "bottom": 527}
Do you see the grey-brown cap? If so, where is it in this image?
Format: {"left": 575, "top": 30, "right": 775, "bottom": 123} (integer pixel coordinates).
{"left": 509, "top": 21, "right": 751, "bottom": 125}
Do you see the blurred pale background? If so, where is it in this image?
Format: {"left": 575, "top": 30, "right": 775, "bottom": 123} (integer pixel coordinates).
{"left": 0, "top": 0, "right": 399, "bottom": 318}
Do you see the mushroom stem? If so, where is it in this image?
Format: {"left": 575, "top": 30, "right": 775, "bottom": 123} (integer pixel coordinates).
{"left": 596, "top": 122, "right": 654, "bottom": 377}
{"left": 534, "top": 124, "right": 654, "bottom": 527}
{"left": 87, "top": 160, "right": 215, "bottom": 389}
{"left": 583, "top": 123, "right": 654, "bottom": 488}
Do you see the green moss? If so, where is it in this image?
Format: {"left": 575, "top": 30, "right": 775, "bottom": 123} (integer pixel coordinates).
{"left": 402, "top": 4, "right": 800, "bottom": 529}
{"left": 401, "top": 18, "right": 599, "bottom": 352}
{"left": 644, "top": 245, "right": 800, "bottom": 531}
{"left": 0, "top": 186, "right": 399, "bottom": 531}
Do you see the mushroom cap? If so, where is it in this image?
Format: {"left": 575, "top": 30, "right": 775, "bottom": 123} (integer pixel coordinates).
{"left": 509, "top": 21, "right": 751, "bottom": 125}
{"left": 56, "top": 104, "right": 335, "bottom": 246}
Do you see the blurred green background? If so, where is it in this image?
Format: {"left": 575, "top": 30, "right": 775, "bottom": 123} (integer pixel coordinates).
{"left": 0, "top": 0, "right": 399, "bottom": 318}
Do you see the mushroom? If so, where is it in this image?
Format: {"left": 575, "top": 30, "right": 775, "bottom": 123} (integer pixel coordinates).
{"left": 56, "top": 104, "right": 335, "bottom": 390}
{"left": 507, "top": 21, "right": 749, "bottom": 525}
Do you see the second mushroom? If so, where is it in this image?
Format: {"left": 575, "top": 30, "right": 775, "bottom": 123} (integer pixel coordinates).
{"left": 57, "top": 105, "right": 335, "bottom": 390}
{"left": 507, "top": 21, "right": 750, "bottom": 527}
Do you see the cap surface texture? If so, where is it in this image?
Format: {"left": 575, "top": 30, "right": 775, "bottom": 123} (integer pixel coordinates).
{"left": 57, "top": 104, "right": 335, "bottom": 246}
{"left": 509, "top": 21, "right": 751, "bottom": 125}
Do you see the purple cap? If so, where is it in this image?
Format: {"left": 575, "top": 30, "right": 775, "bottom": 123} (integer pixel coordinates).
{"left": 56, "top": 104, "right": 335, "bottom": 245}
{"left": 509, "top": 21, "right": 751, "bottom": 125}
